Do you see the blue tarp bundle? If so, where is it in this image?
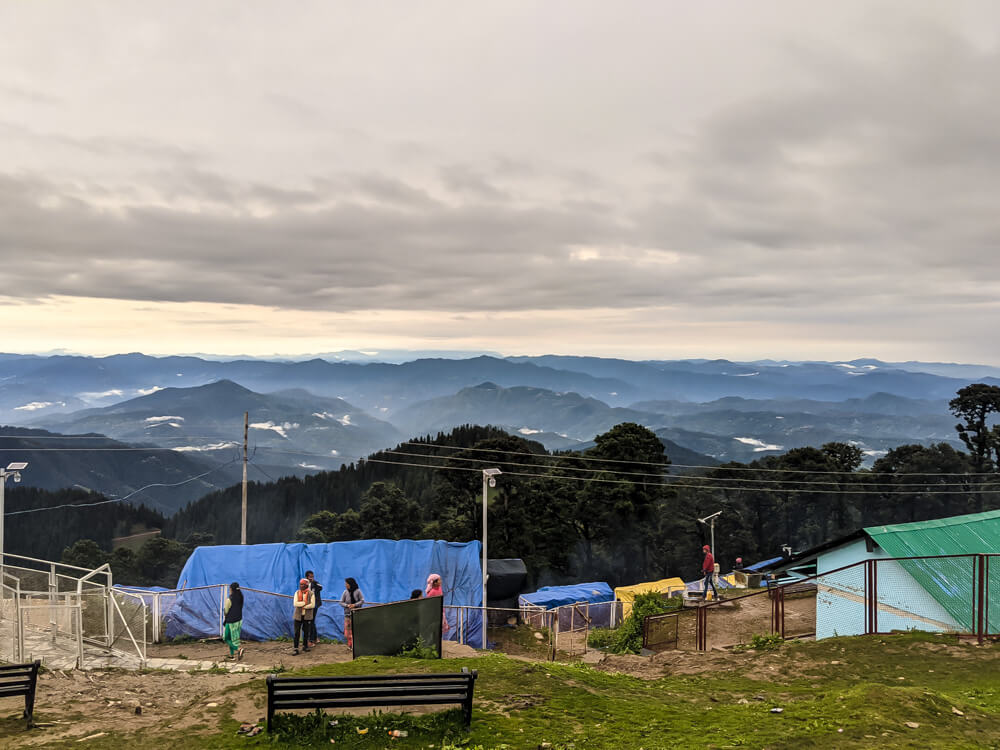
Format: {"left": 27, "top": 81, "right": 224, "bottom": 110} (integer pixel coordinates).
{"left": 162, "top": 540, "right": 484, "bottom": 646}
{"left": 518, "top": 582, "right": 613, "bottom": 609}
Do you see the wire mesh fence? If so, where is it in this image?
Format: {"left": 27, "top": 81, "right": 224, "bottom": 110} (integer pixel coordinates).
{"left": 871, "top": 555, "right": 976, "bottom": 636}
{"left": 701, "top": 588, "right": 776, "bottom": 649}
{"left": 988, "top": 555, "right": 999, "bottom": 636}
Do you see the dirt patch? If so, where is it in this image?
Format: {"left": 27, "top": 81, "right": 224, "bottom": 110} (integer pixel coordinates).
{"left": 6, "top": 668, "right": 259, "bottom": 747}
{"left": 147, "top": 638, "right": 354, "bottom": 668}
{"left": 149, "top": 637, "right": 480, "bottom": 665}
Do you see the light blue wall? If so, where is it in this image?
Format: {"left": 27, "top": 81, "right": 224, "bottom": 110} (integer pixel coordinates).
{"left": 815, "top": 538, "right": 960, "bottom": 639}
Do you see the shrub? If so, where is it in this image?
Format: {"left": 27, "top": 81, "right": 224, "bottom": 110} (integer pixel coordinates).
{"left": 733, "top": 633, "right": 784, "bottom": 652}
{"left": 606, "top": 592, "right": 673, "bottom": 655}
{"left": 587, "top": 627, "right": 616, "bottom": 649}
{"left": 397, "top": 636, "right": 438, "bottom": 659}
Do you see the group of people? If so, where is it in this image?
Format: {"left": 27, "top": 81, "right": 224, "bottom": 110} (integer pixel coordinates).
{"left": 219, "top": 572, "right": 450, "bottom": 660}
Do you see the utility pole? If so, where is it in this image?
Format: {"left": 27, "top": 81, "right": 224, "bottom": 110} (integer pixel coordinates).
{"left": 481, "top": 468, "right": 501, "bottom": 639}
{"left": 698, "top": 510, "right": 723, "bottom": 567}
{"left": 241, "top": 412, "right": 248, "bottom": 545}
{"left": 0, "top": 462, "right": 28, "bottom": 579}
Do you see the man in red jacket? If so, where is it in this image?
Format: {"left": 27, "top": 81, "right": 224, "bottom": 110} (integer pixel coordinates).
{"left": 701, "top": 545, "right": 718, "bottom": 601}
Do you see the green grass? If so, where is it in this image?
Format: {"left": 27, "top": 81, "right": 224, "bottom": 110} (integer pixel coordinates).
{"left": 4, "top": 632, "right": 1000, "bottom": 749}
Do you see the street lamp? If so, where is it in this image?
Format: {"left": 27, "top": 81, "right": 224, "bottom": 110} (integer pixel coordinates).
{"left": 0, "top": 462, "right": 27, "bottom": 580}
{"left": 481, "top": 468, "right": 501, "bottom": 621}
{"left": 698, "top": 510, "right": 722, "bottom": 565}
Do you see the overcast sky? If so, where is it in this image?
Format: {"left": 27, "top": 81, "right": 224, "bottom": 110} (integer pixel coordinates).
{"left": 2, "top": 1, "right": 998, "bottom": 363}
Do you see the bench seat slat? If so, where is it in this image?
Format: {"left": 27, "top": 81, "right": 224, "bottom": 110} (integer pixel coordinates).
{"left": 274, "top": 695, "right": 468, "bottom": 709}
{"left": 274, "top": 687, "right": 469, "bottom": 700}
{"left": 271, "top": 674, "right": 470, "bottom": 684}
{"left": 274, "top": 683, "right": 469, "bottom": 697}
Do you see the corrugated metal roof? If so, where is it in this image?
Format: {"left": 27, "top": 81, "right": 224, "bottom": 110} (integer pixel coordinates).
{"left": 865, "top": 509, "right": 1000, "bottom": 556}
{"left": 865, "top": 509, "right": 1000, "bottom": 630}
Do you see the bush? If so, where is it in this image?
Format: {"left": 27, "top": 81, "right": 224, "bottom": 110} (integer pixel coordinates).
{"left": 397, "top": 636, "right": 438, "bottom": 659}
{"left": 587, "top": 627, "right": 616, "bottom": 649}
{"left": 606, "top": 592, "right": 673, "bottom": 655}
{"left": 733, "top": 633, "right": 784, "bottom": 652}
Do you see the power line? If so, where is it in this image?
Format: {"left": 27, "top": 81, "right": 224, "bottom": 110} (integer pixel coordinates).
{"left": 399, "top": 440, "right": 996, "bottom": 478}
{"left": 363, "top": 456, "right": 1000, "bottom": 495}
{"left": 4, "top": 458, "right": 240, "bottom": 517}
{"left": 382, "top": 449, "right": 985, "bottom": 488}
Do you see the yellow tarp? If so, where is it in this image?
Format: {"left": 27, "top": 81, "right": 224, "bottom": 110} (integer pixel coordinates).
{"left": 614, "top": 577, "right": 686, "bottom": 618}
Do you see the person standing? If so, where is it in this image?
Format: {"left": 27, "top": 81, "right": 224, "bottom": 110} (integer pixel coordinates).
{"left": 339, "top": 577, "right": 364, "bottom": 648}
{"left": 304, "top": 570, "right": 323, "bottom": 647}
{"left": 292, "top": 578, "right": 315, "bottom": 655}
{"left": 701, "top": 545, "right": 718, "bottom": 601}
{"left": 223, "top": 582, "right": 244, "bottom": 661}
{"left": 424, "top": 573, "right": 450, "bottom": 634}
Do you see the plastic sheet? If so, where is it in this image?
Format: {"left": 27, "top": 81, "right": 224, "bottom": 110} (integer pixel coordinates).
{"left": 160, "top": 540, "right": 483, "bottom": 644}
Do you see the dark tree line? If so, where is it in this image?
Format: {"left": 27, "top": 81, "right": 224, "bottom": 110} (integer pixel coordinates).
{"left": 14, "top": 383, "right": 999, "bottom": 588}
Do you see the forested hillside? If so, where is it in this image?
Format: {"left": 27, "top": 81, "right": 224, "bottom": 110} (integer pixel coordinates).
{"left": 17, "top": 384, "right": 1000, "bottom": 589}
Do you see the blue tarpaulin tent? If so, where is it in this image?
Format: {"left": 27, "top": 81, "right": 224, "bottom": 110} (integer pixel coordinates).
{"left": 519, "top": 582, "right": 615, "bottom": 629}
{"left": 519, "top": 582, "right": 613, "bottom": 609}
{"left": 162, "top": 540, "right": 484, "bottom": 646}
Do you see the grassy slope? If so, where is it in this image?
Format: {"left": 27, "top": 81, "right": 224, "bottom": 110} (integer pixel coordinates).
{"left": 4, "top": 633, "right": 1000, "bottom": 750}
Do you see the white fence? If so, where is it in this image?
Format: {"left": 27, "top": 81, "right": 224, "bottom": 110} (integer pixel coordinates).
{"left": 0, "top": 553, "right": 148, "bottom": 668}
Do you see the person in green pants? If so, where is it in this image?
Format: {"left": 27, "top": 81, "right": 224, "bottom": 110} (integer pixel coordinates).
{"left": 223, "top": 582, "right": 244, "bottom": 661}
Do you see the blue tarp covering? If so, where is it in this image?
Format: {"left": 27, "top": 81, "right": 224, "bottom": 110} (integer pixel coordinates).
{"left": 518, "top": 582, "right": 613, "bottom": 609}
{"left": 163, "top": 540, "right": 484, "bottom": 646}
{"left": 745, "top": 557, "right": 782, "bottom": 572}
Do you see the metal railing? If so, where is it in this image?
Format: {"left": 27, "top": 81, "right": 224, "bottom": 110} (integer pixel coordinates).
{"left": 689, "top": 553, "right": 1000, "bottom": 652}
{"left": 1, "top": 554, "right": 147, "bottom": 668}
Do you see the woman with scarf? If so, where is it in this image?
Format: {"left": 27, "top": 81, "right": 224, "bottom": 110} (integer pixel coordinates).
{"left": 424, "top": 573, "right": 450, "bottom": 634}
{"left": 339, "top": 577, "right": 364, "bottom": 648}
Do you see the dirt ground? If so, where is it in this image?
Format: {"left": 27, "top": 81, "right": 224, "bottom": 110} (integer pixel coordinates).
{"left": 1, "top": 593, "right": 816, "bottom": 746}
{"left": 145, "top": 638, "right": 478, "bottom": 667}
{"left": 2, "top": 639, "right": 480, "bottom": 748}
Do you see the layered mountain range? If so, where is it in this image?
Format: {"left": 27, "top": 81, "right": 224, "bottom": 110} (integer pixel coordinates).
{"left": 2, "top": 352, "right": 994, "bottom": 513}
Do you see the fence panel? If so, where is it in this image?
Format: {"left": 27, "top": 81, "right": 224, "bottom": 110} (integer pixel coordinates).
{"left": 109, "top": 590, "right": 148, "bottom": 663}
{"left": 780, "top": 584, "right": 818, "bottom": 639}
{"left": 872, "top": 556, "right": 975, "bottom": 636}
{"left": 988, "top": 555, "right": 999, "bottom": 636}
{"left": 642, "top": 612, "right": 679, "bottom": 651}
{"left": 701, "top": 589, "right": 775, "bottom": 650}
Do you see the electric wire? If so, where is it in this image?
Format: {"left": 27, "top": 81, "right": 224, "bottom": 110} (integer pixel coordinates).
{"left": 399, "top": 441, "right": 997, "bottom": 478}
{"left": 364, "top": 457, "right": 1000, "bottom": 495}
{"left": 381, "top": 449, "right": 986, "bottom": 488}
{"left": 3, "top": 457, "right": 241, "bottom": 516}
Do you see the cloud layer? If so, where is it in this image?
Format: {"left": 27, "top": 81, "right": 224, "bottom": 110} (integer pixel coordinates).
{"left": 1, "top": 2, "right": 998, "bottom": 360}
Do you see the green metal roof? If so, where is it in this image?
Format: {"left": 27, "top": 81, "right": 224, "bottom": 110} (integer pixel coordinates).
{"left": 865, "top": 509, "right": 1000, "bottom": 557}
{"left": 865, "top": 509, "right": 1000, "bottom": 631}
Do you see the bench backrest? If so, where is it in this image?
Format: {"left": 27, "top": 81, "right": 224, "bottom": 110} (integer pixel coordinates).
{"left": 266, "top": 669, "right": 478, "bottom": 728}
{"left": 0, "top": 660, "right": 40, "bottom": 694}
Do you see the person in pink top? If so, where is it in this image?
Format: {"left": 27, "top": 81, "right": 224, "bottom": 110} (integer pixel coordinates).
{"left": 424, "top": 573, "right": 450, "bottom": 633}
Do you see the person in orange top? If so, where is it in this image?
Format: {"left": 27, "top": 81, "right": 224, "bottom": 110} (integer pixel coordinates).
{"left": 292, "top": 578, "right": 315, "bottom": 655}
{"left": 701, "top": 545, "right": 719, "bottom": 601}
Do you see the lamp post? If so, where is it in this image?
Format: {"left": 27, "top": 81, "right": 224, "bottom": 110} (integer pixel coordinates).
{"left": 698, "top": 509, "right": 722, "bottom": 566}
{"left": 481, "top": 468, "right": 501, "bottom": 623}
{"left": 0, "top": 462, "right": 28, "bottom": 580}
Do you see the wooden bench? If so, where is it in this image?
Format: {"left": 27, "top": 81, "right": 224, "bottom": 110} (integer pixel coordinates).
{"left": 0, "top": 660, "right": 41, "bottom": 729}
{"left": 266, "top": 668, "right": 478, "bottom": 731}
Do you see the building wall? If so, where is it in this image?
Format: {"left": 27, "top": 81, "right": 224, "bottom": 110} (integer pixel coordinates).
{"left": 815, "top": 538, "right": 960, "bottom": 639}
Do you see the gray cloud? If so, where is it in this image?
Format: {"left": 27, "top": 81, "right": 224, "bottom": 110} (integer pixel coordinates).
{"left": 0, "top": 2, "right": 998, "bottom": 360}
